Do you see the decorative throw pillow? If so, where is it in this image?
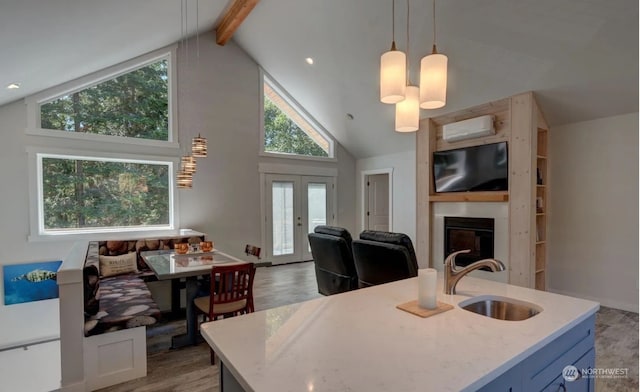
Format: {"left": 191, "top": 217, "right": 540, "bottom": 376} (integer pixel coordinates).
{"left": 99, "top": 252, "right": 139, "bottom": 278}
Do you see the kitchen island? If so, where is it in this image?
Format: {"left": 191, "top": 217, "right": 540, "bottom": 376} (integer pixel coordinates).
{"left": 201, "top": 273, "right": 599, "bottom": 391}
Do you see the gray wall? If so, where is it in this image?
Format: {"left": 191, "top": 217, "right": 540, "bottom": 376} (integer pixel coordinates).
{"left": 176, "top": 37, "right": 356, "bottom": 257}
{"left": 548, "top": 112, "right": 638, "bottom": 312}
{"left": 0, "top": 36, "right": 356, "bottom": 344}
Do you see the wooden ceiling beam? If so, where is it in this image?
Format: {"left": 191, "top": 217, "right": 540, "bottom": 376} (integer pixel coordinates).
{"left": 215, "top": 0, "right": 260, "bottom": 46}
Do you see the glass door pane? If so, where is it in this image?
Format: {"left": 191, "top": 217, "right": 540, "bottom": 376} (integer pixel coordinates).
{"left": 307, "top": 183, "right": 327, "bottom": 235}
{"left": 272, "top": 181, "right": 294, "bottom": 256}
{"left": 301, "top": 176, "right": 334, "bottom": 261}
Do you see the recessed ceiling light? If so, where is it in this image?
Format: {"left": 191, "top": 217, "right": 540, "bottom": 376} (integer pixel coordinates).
{"left": 6, "top": 83, "right": 20, "bottom": 89}
{"left": 305, "top": 57, "right": 314, "bottom": 65}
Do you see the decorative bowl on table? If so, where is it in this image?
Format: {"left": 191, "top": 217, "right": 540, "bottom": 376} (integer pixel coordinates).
{"left": 200, "top": 241, "right": 214, "bottom": 253}
{"left": 175, "top": 243, "right": 189, "bottom": 254}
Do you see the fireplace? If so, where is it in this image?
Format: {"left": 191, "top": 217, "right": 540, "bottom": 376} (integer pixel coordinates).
{"left": 444, "top": 217, "right": 495, "bottom": 269}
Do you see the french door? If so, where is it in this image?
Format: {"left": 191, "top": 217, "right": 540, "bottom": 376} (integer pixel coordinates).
{"left": 265, "top": 174, "right": 334, "bottom": 264}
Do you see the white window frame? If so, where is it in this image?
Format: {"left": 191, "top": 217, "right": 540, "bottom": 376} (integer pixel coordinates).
{"left": 260, "top": 69, "right": 336, "bottom": 161}
{"left": 24, "top": 45, "right": 179, "bottom": 149}
{"left": 27, "top": 147, "right": 180, "bottom": 241}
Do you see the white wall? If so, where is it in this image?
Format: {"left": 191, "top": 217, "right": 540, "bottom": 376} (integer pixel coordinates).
{"left": 0, "top": 36, "right": 356, "bottom": 344}
{"left": 0, "top": 99, "right": 72, "bottom": 347}
{"left": 356, "top": 149, "right": 417, "bottom": 260}
{"left": 547, "top": 112, "right": 638, "bottom": 312}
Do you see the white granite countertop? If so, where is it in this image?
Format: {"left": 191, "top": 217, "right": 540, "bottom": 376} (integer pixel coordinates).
{"left": 201, "top": 273, "right": 599, "bottom": 392}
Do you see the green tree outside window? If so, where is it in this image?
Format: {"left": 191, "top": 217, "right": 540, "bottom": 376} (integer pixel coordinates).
{"left": 263, "top": 97, "right": 328, "bottom": 157}
{"left": 41, "top": 157, "right": 170, "bottom": 230}
{"left": 40, "top": 60, "right": 169, "bottom": 141}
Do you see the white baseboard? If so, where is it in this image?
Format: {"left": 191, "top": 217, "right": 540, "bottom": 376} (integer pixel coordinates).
{"left": 58, "top": 380, "right": 86, "bottom": 392}
{"left": 547, "top": 288, "right": 639, "bottom": 313}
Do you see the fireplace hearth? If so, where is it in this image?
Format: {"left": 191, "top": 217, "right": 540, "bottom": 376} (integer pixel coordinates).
{"left": 444, "top": 217, "right": 495, "bottom": 269}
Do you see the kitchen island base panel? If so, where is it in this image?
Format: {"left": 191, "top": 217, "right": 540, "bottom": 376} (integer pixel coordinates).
{"left": 478, "top": 314, "right": 595, "bottom": 391}
{"left": 220, "top": 362, "right": 246, "bottom": 392}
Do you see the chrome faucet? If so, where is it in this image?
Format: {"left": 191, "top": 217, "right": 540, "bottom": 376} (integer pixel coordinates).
{"left": 444, "top": 250, "right": 506, "bottom": 294}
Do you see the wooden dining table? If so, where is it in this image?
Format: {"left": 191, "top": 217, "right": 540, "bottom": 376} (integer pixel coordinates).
{"left": 141, "top": 249, "right": 247, "bottom": 348}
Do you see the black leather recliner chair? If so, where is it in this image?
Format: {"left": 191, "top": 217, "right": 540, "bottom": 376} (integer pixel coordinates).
{"left": 308, "top": 226, "right": 359, "bottom": 295}
{"left": 352, "top": 230, "right": 419, "bottom": 288}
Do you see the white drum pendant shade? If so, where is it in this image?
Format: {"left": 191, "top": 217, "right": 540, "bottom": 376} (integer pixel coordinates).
{"left": 419, "top": 52, "right": 448, "bottom": 109}
{"left": 380, "top": 49, "right": 407, "bottom": 104}
{"left": 395, "top": 85, "right": 420, "bottom": 132}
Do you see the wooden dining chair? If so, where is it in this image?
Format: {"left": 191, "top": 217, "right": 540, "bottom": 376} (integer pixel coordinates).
{"left": 194, "top": 262, "right": 256, "bottom": 364}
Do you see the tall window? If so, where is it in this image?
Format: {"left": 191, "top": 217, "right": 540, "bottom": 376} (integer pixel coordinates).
{"left": 262, "top": 74, "right": 334, "bottom": 159}
{"left": 27, "top": 47, "right": 178, "bottom": 239}
{"left": 38, "top": 154, "right": 172, "bottom": 234}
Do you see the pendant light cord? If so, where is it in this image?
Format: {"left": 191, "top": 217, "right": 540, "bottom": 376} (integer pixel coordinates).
{"left": 196, "top": 0, "right": 200, "bottom": 58}
{"left": 406, "top": 0, "right": 410, "bottom": 84}
{"left": 390, "top": 0, "right": 396, "bottom": 50}
{"left": 185, "top": 0, "right": 188, "bottom": 65}
{"left": 432, "top": 0, "right": 438, "bottom": 54}
{"left": 181, "top": 0, "right": 185, "bottom": 51}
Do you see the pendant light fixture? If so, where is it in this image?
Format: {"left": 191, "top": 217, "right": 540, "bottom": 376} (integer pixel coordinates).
{"left": 176, "top": 0, "right": 207, "bottom": 190}
{"left": 180, "top": 155, "right": 197, "bottom": 174}
{"left": 395, "top": 0, "right": 419, "bottom": 132}
{"left": 176, "top": 169, "right": 193, "bottom": 189}
{"left": 395, "top": 85, "right": 419, "bottom": 132}
{"left": 380, "top": 0, "right": 406, "bottom": 104}
{"left": 419, "top": 0, "right": 448, "bottom": 109}
{"left": 191, "top": 134, "right": 207, "bottom": 157}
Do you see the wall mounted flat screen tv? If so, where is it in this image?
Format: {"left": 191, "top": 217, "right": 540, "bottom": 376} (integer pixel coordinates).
{"left": 433, "top": 142, "right": 508, "bottom": 193}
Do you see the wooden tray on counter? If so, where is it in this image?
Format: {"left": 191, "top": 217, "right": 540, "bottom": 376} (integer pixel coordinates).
{"left": 396, "top": 300, "right": 454, "bottom": 318}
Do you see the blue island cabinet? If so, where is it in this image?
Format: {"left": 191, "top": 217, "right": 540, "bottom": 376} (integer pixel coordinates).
{"left": 478, "top": 314, "right": 596, "bottom": 391}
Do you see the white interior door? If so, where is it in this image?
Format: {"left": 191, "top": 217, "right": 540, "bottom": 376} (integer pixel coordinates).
{"left": 265, "top": 174, "right": 334, "bottom": 264}
{"left": 365, "top": 173, "right": 390, "bottom": 231}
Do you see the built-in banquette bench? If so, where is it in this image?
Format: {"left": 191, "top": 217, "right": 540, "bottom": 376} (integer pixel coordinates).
{"left": 58, "top": 231, "right": 204, "bottom": 391}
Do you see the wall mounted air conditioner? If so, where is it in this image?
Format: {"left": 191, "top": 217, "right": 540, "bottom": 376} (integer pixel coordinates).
{"left": 442, "top": 115, "right": 495, "bottom": 142}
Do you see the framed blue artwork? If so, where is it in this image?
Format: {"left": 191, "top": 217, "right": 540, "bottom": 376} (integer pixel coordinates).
{"left": 3, "top": 260, "right": 62, "bottom": 305}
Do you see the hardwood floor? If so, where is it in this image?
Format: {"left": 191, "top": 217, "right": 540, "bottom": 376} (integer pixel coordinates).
{"left": 99, "top": 261, "right": 638, "bottom": 392}
{"left": 595, "top": 306, "right": 639, "bottom": 391}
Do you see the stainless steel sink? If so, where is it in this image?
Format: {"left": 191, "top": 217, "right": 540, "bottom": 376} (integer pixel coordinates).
{"left": 459, "top": 295, "right": 542, "bottom": 321}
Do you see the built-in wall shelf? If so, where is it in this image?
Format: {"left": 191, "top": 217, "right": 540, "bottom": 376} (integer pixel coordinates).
{"left": 535, "top": 127, "right": 548, "bottom": 291}
{"left": 429, "top": 191, "right": 509, "bottom": 203}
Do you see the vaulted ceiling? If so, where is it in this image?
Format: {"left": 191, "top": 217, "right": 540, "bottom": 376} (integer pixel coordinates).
{"left": 0, "top": 0, "right": 637, "bottom": 158}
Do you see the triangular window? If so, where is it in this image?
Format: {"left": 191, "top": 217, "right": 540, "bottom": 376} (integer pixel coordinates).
{"left": 263, "top": 75, "right": 333, "bottom": 158}
{"left": 39, "top": 58, "right": 170, "bottom": 142}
